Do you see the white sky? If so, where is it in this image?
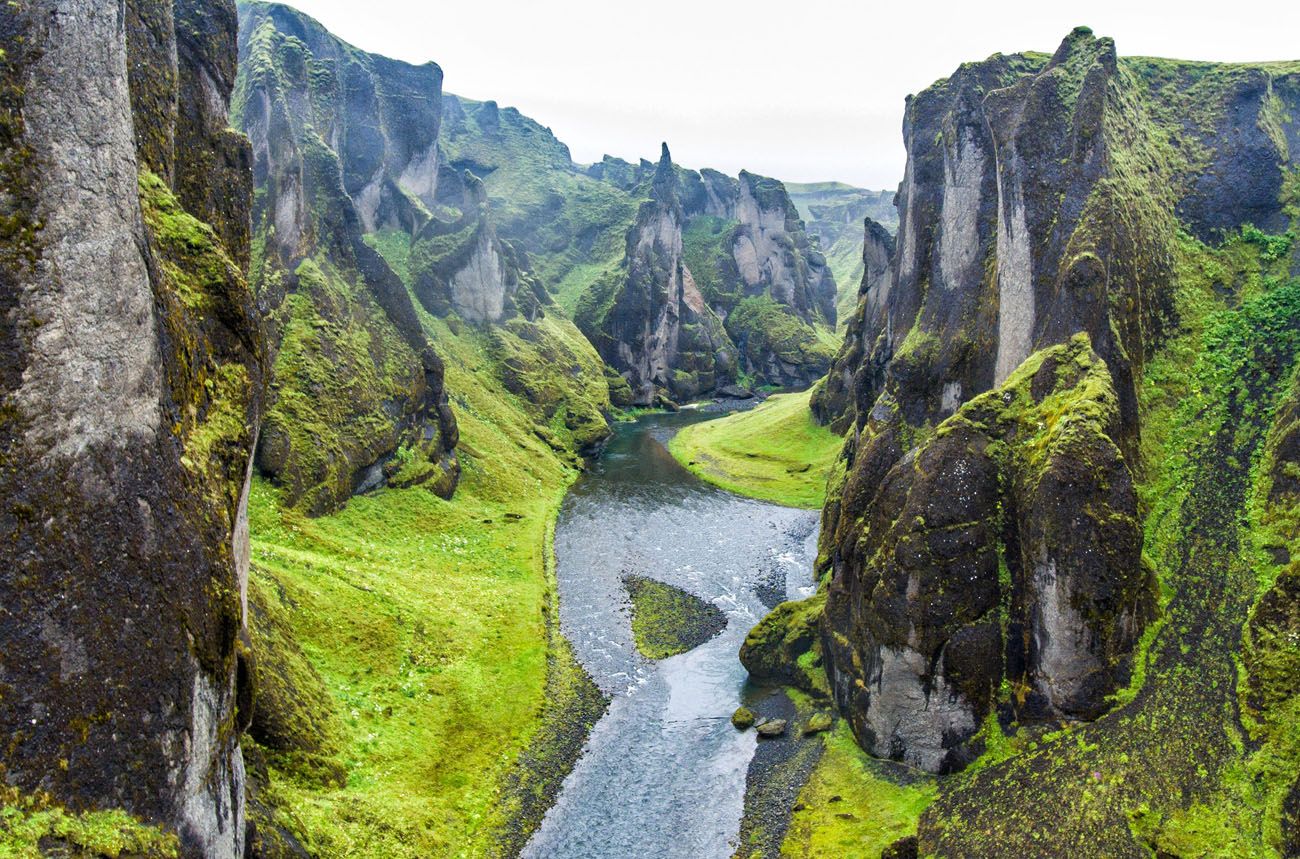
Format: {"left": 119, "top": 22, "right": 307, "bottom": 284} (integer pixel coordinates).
{"left": 275, "top": 0, "right": 1299, "bottom": 189}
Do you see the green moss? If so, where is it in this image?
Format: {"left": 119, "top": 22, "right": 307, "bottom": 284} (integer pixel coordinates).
{"left": 740, "top": 591, "right": 830, "bottom": 698}
{"left": 669, "top": 390, "right": 843, "bottom": 509}
{"left": 918, "top": 227, "right": 1300, "bottom": 853}
{"left": 361, "top": 228, "right": 413, "bottom": 285}
{"left": 623, "top": 575, "right": 727, "bottom": 660}
{"left": 0, "top": 789, "right": 178, "bottom": 858}
{"left": 681, "top": 215, "right": 740, "bottom": 306}
{"left": 780, "top": 724, "right": 937, "bottom": 858}
{"left": 259, "top": 255, "right": 428, "bottom": 513}
{"left": 726, "top": 296, "right": 838, "bottom": 375}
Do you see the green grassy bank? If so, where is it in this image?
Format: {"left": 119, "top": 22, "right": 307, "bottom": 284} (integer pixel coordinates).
{"left": 668, "top": 390, "right": 843, "bottom": 509}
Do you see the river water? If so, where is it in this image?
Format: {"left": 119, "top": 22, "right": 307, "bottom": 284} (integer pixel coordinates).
{"left": 522, "top": 411, "right": 818, "bottom": 859}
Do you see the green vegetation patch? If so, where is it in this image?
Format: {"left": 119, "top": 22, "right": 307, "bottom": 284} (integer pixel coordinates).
{"left": 669, "top": 390, "right": 843, "bottom": 508}
{"left": 725, "top": 296, "right": 838, "bottom": 377}
{"left": 780, "top": 723, "right": 937, "bottom": 858}
{"left": 682, "top": 214, "right": 740, "bottom": 305}
{"left": 244, "top": 288, "right": 613, "bottom": 854}
{"left": 623, "top": 575, "right": 727, "bottom": 660}
{"left": 0, "top": 788, "right": 178, "bottom": 859}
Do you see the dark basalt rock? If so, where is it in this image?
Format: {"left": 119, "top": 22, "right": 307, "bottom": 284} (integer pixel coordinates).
{"left": 410, "top": 167, "right": 549, "bottom": 325}
{"left": 236, "top": 2, "right": 459, "bottom": 515}
{"left": 0, "top": 1, "right": 264, "bottom": 854}
{"left": 579, "top": 144, "right": 739, "bottom": 405}
{"left": 811, "top": 215, "right": 895, "bottom": 432}
{"left": 581, "top": 143, "right": 839, "bottom": 403}
{"left": 881, "top": 835, "right": 919, "bottom": 859}
{"left": 808, "top": 27, "right": 1300, "bottom": 774}
{"left": 823, "top": 338, "right": 1151, "bottom": 772}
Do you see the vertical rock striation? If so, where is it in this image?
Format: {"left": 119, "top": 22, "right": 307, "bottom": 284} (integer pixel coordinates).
{"left": 0, "top": 1, "right": 263, "bottom": 854}
{"left": 811, "top": 28, "right": 1300, "bottom": 773}
{"left": 235, "top": 2, "right": 459, "bottom": 515}
{"left": 581, "top": 146, "right": 840, "bottom": 404}
{"left": 583, "top": 144, "right": 737, "bottom": 405}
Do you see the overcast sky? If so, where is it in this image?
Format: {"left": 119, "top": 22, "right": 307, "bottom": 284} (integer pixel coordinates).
{"left": 276, "top": 0, "right": 1299, "bottom": 189}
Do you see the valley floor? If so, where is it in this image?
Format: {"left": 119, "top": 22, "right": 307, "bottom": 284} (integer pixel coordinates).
{"left": 668, "top": 394, "right": 938, "bottom": 858}
{"left": 244, "top": 315, "right": 608, "bottom": 857}
{"left": 669, "top": 390, "right": 843, "bottom": 509}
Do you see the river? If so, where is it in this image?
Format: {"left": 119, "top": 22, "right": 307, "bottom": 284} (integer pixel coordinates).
{"left": 522, "top": 411, "right": 818, "bottom": 858}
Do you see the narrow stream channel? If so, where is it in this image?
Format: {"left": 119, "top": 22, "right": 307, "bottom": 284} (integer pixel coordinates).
{"left": 522, "top": 411, "right": 819, "bottom": 858}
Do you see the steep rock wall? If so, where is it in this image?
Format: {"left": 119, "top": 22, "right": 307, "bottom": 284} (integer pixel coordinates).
{"left": 580, "top": 145, "right": 737, "bottom": 405}
{"left": 235, "top": 4, "right": 458, "bottom": 515}
{"left": 810, "top": 216, "right": 895, "bottom": 432}
{"left": 0, "top": 1, "right": 263, "bottom": 854}
{"left": 583, "top": 149, "right": 840, "bottom": 401}
{"left": 813, "top": 29, "right": 1300, "bottom": 773}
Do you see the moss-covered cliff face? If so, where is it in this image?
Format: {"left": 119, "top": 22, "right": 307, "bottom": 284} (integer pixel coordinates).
{"left": 787, "top": 24, "right": 1300, "bottom": 854}
{"left": 0, "top": 1, "right": 264, "bottom": 856}
{"left": 787, "top": 182, "right": 898, "bottom": 327}
{"left": 236, "top": 2, "right": 615, "bottom": 501}
{"left": 233, "top": 2, "right": 459, "bottom": 516}
{"left": 437, "top": 94, "right": 641, "bottom": 312}
{"left": 576, "top": 145, "right": 738, "bottom": 405}
{"left": 578, "top": 146, "right": 840, "bottom": 404}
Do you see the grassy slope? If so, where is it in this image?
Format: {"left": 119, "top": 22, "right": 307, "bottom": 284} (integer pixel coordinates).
{"left": 780, "top": 725, "right": 937, "bottom": 858}
{"left": 439, "top": 95, "right": 638, "bottom": 313}
{"left": 668, "top": 390, "right": 842, "bottom": 509}
{"left": 246, "top": 257, "right": 613, "bottom": 855}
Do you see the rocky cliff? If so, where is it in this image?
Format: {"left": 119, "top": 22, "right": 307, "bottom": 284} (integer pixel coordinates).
{"left": 578, "top": 145, "right": 738, "bottom": 404}
{"left": 580, "top": 147, "right": 840, "bottom": 404}
{"left": 805, "top": 26, "right": 1300, "bottom": 794}
{"left": 787, "top": 182, "right": 898, "bottom": 324}
{"left": 235, "top": 1, "right": 460, "bottom": 515}
{"left": 810, "top": 215, "right": 894, "bottom": 432}
{"left": 0, "top": 1, "right": 263, "bottom": 855}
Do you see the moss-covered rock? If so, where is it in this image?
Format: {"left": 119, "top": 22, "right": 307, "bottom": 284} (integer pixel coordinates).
{"left": 816, "top": 27, "right": 1300, "bottom": 787}
{"left": 741, "top": 592, "right": 830, "bottom": 698}
{"left": 234, "top": 5, "right": 459, "bottom": 515}
{"left": 0, "top": 2, "right": 264, "bottom": 854}
{"left": 821, "top": 336, "right": 1151, "bottom": 773}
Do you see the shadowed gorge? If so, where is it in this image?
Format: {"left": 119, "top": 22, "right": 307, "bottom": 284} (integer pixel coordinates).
{"left": 2, "top": 5, "right": 1299, "bottom": 859}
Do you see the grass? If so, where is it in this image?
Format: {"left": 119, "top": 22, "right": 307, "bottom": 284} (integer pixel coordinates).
{"left": 623, "top": 575, "right": 726, "bottom": 660}
{"left": 780, "top": 724, "right": 937, "bottom": 858}
{"left": 246, "top": 271, "right": 614, "bottom": 854}
{"left": 668, "top": 390, "right": 843, "bottom": 509}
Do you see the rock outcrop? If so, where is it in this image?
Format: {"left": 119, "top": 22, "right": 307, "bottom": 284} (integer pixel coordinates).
{"left": 809, "top": 28, "right": 1300, "bottom": 774}
{"left": 410, "top": 167, "right": 548, "bottom": 324}
{"left": 236, "top": 2, "right": 459, "bottom": 515}
{"left": 0, "top": 1, "right": 263, "bottom": 854}
{"left": 581, "top": 146, "right": 840, "bottom": 403}
{"left": 811, "top": 216, "right": 894, "bottom": 432}
{"left": 787, "top": 183, "right": 899, "bottom": 326}
{"left": 580, "top": 145, "right": 738, "bottom": 404}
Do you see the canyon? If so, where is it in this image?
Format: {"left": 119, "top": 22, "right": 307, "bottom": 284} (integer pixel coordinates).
{"left": 0, "top": 4, "right": 1297, "bottom": 859}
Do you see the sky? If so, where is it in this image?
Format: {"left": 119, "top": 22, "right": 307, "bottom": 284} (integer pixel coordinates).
{"left": 275, "top": 0, "right": 1299, "bottom": 189}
